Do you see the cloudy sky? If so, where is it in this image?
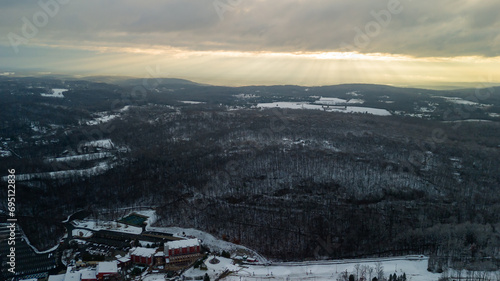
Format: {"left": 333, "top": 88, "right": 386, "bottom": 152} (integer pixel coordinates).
{"left": 1, "top": 0, "right": 500, "bottom": 88}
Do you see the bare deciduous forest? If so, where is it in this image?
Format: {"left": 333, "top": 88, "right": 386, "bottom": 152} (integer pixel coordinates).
{"left": 1, "top": 77, "right": 500, "bottom": 272}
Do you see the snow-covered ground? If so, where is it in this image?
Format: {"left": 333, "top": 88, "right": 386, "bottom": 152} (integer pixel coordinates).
{"left": 442, "top": 119, "right": 493, "bottom": 123}
{"left": 256, "top": 102, "right": 391, "bottom": 116}
{"left": 142, "top": 274, "right": 167, "bottom": 281}
{"left": 87, "top": 114, "right": 119, "bottom": 125}
{"left": 184, "top": 256, "right": 239, "bottom": 280}
{"left": 433, "top": 96, "right": 491, "bottom": 107}
{"left": 71, "top": 219, "right": 143, "bottom": 234}
{"left": 2, "top": 161, "right": 113, "bottom": 181}
{"left": 346, "top": 91, "right": 362, "bottom": 97}
{"left": 41, "top": 88, "right": 67, "bottom": 98}
{"left": 81, "top": 139, "right": 115, "bottom": 149}
{"left": 46, "top": 152, "right": 112, "bottom": 162}
{"left": 223, "top": 256, "right": 440, "bottom": 281}
{"left": 314, "top": 97, "right": 347, "bottom": 105}
{"left": 180, "top": 100, "right": 206, "bottom": 104}
{"left": 314, "top": 97, "right": 365, "bottom": 105}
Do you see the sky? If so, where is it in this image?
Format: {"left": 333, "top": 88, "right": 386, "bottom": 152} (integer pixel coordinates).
{"left": 1, "top": 0, "right": 500, "bottom": 89}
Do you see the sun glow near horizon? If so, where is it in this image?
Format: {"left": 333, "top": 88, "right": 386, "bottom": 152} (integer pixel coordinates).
{"left": 3, "top": 41, "right": 500, "bottom": 89}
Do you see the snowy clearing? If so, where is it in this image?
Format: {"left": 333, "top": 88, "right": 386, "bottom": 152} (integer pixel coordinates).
{"left": 442, "top": 119, "right": 493, "bottom": 123}
{"left": 41, "top": 88, "right": 67, "bottom": 98}
{"left": 71, "top": 219, "right": 143, "bottom": 234}
{"left": 433, "top": 96, "right": 491, "bottom": 106}
{"left": 346, "top": 91, "right": 362, "bottom": 97}
{"left": 184, "top": 256, "right": 239, "bottom": 280}
{"left": 257, "top": 102, "right": 391, "bottom": 116}
{"left": 86, "top": 114, "right": 119, "bottom": 125}
{"left": 314, "top": 97, "right": 365, "bottom": 105}
{"left": 2, "top": 161, "right": 113, "bottom": 182}
{"left": 314, "top": 97, "right": 347, "bottom": 105}
{"left": 223, "top": 256, "right": 440, "bottom": 281}
{"left": 46, "top": 152, "right": 112, "bottom": 162}
{"left": 180, "top": 100, "right": 206, "bottom": 104}
{"left": 81, "top": 139, "right": 115, "bottom": 149}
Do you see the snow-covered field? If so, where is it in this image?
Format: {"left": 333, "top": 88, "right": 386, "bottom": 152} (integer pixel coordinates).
{"left": 314, "top": 97, "right": 365, "bottom": 105}
{"left": 180, "top": 100, "right": 206, "bottom": 104}
{"left": 71, "top": 219, "right": 143, "bottom": 234}
{"left": 87, "top": 114, "right": 119, "bottom": 125}
{"left": 41, "top": 88, "right": 67, "bottom": 98}
{"left": 46, "top": 152, "right": 112, "bottom": 162}
{"left": 223, "top": 256, "right": 440, "bottom": 281}
{"left": 81, "top": 139, "right": 115, "bottom": 149}
{"left": 2, "top": 161, "right": 113, "bottom": 181}
{"left": 257, "top": 102, "right": 391, "bottom": 116}
{"left": 433, "top": 96, "right": 491, "bottom": 106}
{"left": 184, "top": 256, "right": 239, "bottom": 280}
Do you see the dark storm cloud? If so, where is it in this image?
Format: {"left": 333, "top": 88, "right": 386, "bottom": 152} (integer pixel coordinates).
{"left": 1, "top": 0, "right": 499, "bottom": 57}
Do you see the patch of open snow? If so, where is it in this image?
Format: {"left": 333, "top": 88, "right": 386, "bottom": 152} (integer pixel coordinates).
{"left": 142, "top": 274, "right": 166, "bottom": 281}
{"left": 71, "top": 219, "right": 143, "bottom": 234}
{"left": 314, "top": 97, "right": 347, "bottom": 105}
{"left": 433, "top": 96, "right": 491, "bottom": 106}
{"left": 224, "top": 256, "right": 440, "bottom": 281}
{"left": 119, "top": 105, "right": 130, "bottom": 112}
{"left": 180, "top": 100, "right": 206, "bottom": 104}
{"left": 184, "top": 256, "right": 239, "bottom": 280}
{"left": 87, "top": 114, "right": 119, "bottom": 125}
{"left": 82, "top": 139, "right": 114, "bottom": 149}
{"left": 2, "top": 161, "right": 114, "bottom": 182}
{"left": 346, "top": 91, "right": 362, "bottom": 97}
{"left": 46, "top": 152, "right": 112, "bottom": 162}
{"left": 256, "top": 102, "right": 391, "bottom": 116}
{"left": 41, "top": 88, "right": 67, "bottom": 98}
{"left": 347, "top": 99, "right": 365, "bottom": 104}
{"left": 442, "top": 119, "right": 493, "bottom": 123}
